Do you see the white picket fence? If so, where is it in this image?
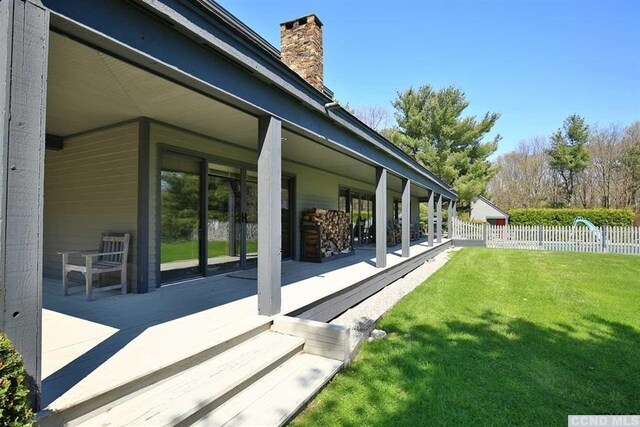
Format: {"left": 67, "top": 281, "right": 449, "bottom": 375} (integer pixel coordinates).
{"left": 450, "top": 218, "right": 485, "bottom": 241}
{"left": 451, "top": 217, "right": 640, "bottom": 255}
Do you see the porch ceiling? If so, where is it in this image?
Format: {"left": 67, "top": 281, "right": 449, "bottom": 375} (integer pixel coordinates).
{"left": 46, "top": 32, "right": 422, "bottom": 194}
{"left": 47, "top": 32, "right": 257, "bottom": 146}
{"left": 281, "top": 129, "right": 378, "bottom": 188}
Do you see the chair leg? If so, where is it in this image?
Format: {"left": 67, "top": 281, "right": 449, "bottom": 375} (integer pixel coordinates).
{"left": 62, "top": 253, "right": 69, "bottom": 296}
{"left": 121, "top": 267, "right": 127, "bottom": 295}
{"left": 86, "top": 273, "right": 93, "bottom": 301}
{"left": 63, "top": 270, "right": 69, "bottom": 296}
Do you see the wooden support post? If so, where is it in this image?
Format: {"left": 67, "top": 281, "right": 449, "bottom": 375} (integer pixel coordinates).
{"left": 447, "top": 199, "right": 453, "bottom": 238}
{"left": 401, "top": 178, "right": 410, "bottom": 257}
{"left": 436, "top": 194, "right": 443, "bottom": 244}
{"left": 427, "top": 192, "right": 435, "bottom": 247}
{"left": 375, "top": 167, "right": 387, "bottom": 268}
{"left": 0, "top": 0, "right": 49, "bottom": 409}
{"left": 136, "top": 119, "right": 150, "bottom": 293}
{"left": 257, "top": 116, "right": 282, "bottom": 315}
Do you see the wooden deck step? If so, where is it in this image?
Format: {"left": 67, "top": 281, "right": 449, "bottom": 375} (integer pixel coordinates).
{"left": 39, "top": 317, "right": 272, "bottom": 426}
{"left": 76, "top": 332, "right": 305, "bottom": 427}
{"left": 193, "top": 353, "right": 343, "bottom": 427}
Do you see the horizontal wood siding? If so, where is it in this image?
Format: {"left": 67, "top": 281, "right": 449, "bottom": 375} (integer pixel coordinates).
{"left": 43, "top": 123, "right": 139, "bottom": 287}
{"left": 291, "top": 166, "right": 401, "bottom": 220}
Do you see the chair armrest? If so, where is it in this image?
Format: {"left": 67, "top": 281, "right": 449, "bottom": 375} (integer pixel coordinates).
{"left": 58, "top": 250, "right": 99, "bottom": 255}
{"left": 82, "top": 251, "right": 125, "bottom": 258}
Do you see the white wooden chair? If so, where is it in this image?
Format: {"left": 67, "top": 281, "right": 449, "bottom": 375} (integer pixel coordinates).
{"left": 59, "top": 233, "right": 130, "bottom": 301}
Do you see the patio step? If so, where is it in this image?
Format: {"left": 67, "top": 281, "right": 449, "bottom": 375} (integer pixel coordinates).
{"left": 192, "top": 352, "right": 343, "bottom": 426}
{"left": 38, "top": 317, "right": 273, "bottom": 426}
{"left": 74, "top": 331, "right": 306, "bottom": 427}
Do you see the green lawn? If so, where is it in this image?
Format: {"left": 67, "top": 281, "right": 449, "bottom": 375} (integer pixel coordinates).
{"left": 160, "top": 240, "right": 258, "bottom": 263}
{"left": 293, "top": 248, "right": 640, "bottom": 426}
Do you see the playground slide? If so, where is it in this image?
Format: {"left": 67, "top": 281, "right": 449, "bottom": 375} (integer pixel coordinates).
{"left": 572, "top": 217, "right": 604, "bottom": 242}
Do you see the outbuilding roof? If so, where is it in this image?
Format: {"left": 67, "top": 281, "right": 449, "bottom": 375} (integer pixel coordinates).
{"left": 476, "top": 196, "right": 509, "bottom": 217}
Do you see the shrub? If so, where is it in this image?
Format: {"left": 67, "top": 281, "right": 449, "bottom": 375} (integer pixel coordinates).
{"left": 457, "top": 212, "right": 484, "bottom": 224}
{"left": 0, "top": 333, "right": 34, "bottom": 426}
{"left": 508, "top": 208, "right": 634, "bottom": 227}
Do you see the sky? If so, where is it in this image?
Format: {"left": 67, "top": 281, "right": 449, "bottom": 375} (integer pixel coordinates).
{"left": 216, "top": 0, "right": 640, "bottom": 157}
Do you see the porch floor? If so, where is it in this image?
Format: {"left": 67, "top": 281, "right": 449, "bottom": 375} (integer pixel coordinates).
{"left": 42, "top": 238, "right": 449, "bottom": 411}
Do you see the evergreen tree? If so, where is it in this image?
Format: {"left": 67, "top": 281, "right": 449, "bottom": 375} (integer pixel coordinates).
{"left": 161, "top": 172, "right": 200, "bottom": 242}
{"left": 388, "top": 85, "right": 500, "bottom": 205}
{"left": 547, "top": 114, "right": 590, "bottom": 206}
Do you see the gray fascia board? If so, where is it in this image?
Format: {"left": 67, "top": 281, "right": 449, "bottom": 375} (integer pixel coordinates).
{"left": 43, "top": 0, "right": 456, "bottom": 199}
{"left": 180, "top": 0, "right": 449, "bottom": 191}
{"left": 191, "top": 0, "right": 281, "bottom": 60}
{"left": 130, "top": 0, "right": 454, "bottom": 195}
{"left": 160, "top": 0, "right": 456, "bottom": 197}
{"left": 177, "top": 0, "right": 448, "bottom": 193}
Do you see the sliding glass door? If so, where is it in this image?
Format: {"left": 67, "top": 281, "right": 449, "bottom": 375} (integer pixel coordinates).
{"left": 241, "top": 172, "right": 294, "bottom": 265}
{"left": 281, "top": 177, "right": 293, "bottom": 259}
{"left": 160, "top": 153, "right": 203, "bottom": 281}
{"left": 207, "top": 163, "right": 242, "bottom": 274}
{"left": 361, "top": 194, "right": 374, "bottom": 243}
{"left": 245, "top": 171, "right": 258, "bottom": 267}
{"left": 160, "top": 151, "right": 295, "bottom": 283}
{"left": 340, "top": 188, "right": 375, "bottom": 246}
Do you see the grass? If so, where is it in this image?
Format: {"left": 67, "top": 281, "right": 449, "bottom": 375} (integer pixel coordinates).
{"left": 160, "top": 240, "right": 257, "bottom": 263}
{"left": 293, "top": 248, "right": 640, "bottom": 426}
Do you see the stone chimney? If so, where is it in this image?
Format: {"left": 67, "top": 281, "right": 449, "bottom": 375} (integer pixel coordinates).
{"left": 280, "top": 14, "right": 324, "bottom": 92}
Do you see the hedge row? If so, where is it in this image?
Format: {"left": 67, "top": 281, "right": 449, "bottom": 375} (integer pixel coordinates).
{"left": 508, "top": 208, "right": 634, "bottom": 227}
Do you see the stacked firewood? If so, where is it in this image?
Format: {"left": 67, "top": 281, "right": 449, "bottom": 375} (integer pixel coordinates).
{"left": 302, "top": 208, "right": 351, "bottom": 258}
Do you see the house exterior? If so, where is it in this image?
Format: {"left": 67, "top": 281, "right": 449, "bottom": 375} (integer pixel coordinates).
{"left": 1, "top": 0, "right": 457, "bottom": 412}
{"left": 471, "top": 196, "right": 509, "bottom": 225}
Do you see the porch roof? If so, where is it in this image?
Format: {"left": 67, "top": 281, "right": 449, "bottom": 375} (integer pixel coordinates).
{"left": 45, "top": 32, "right": 427, "bottom": 196}
{"left": 41, "top": 0, "right": 457, "bottom": 200}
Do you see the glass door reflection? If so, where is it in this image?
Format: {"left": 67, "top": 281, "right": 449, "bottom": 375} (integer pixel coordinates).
{"left": 160, "top": 153, "right": 203, "bottom": 281}
{"left": 351, "top": 193, "right": 361, "bottom": 245}
{"left": 281, "top": 177, "right": 293, "bottom": 259}
{"left": 245, "top": 171, "right": 259, "bottom": 267}
{"left": 207, "top": 163, "right": 242, "bottom": 273}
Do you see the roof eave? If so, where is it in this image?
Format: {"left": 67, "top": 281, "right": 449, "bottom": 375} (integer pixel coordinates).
{"left": 159, "top": 0, "right": 458, "bottom": 197}
{"left": 190, "top": 1, "right": 456, "bottom": 196}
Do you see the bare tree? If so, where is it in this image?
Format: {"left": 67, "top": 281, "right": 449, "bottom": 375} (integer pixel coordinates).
{"left": 620, "top": 121, "right": 640, "bottom": 213}
{"left": 490, "top": 121, "right": 640, "bottom": 218}
{"left": 586, "top": 124, "right": 624, "bottom": 208}
{"left": 488, "top": 137, "right": 551, "bottom": 210}
{"left": 343, "top": 104, "right": 392, "bottom": 132}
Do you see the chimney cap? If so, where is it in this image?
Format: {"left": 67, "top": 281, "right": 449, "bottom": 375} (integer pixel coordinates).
{"left": 280, "top": 14, "right": 323, "bottom": 29}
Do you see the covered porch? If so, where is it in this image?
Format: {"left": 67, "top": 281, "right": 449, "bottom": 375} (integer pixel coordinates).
{"left": 38, "top": 27, "right": 457, "bottom": 415}
{"left": 2, "top": 0, "right": 458, "bottom": 413}
{"left": 42, "top": 238, "right": 451, "bottom": 412}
